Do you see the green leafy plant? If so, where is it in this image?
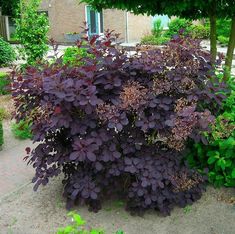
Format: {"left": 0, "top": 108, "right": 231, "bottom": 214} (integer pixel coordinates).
{"left": 164, "top": 18, "right": 192, "bottom": 38}
{"left": 15, "top": 0, "right": 49, "bottom": 64}
{"left": 0, "top": 72, "right": 10, "bottom": 95}
{"left": 0, "top": 37, "right": 16, "bottom": 67}
{"left": 141, "top": 34, "right": 169, "bottom": 45}
{"left": 189, "top": 24, "right": 210, "bottom": 39}
{"left": 183, "top": 205, "right": 192, "bottom": 214}
{"left": 11, "top": 119, "right": 32, "bottom": 140}
{"left": 0, "top": 0, "right": 19, "bottom": 17}
{"left": 218, "top": 35, "right": 229, "bottom": 46}
{"left": 0, "top": 107, "right": 9, "bottom": 120}
{"left": 205, "top": 18, "right": 231, "bottom": 45}
{"left": 187, "top": 75, "right": 235, "bottom": 187}
{"left": 63, "top": 47, "right": 90, "bottom": 66}
{"left": 57, "top": 212, "right": 123, "bottom": 234}
{"left": 216, "top": 18, "right": 231, "bottom": 39}
{"left": 152, "top": 19, "right": 163, "bottom": 37}
{"left": 10, "top": 32, "right": 18, "bottom": 42}
{"left": 141, "top": 19, "right": 170, "bottom": 45}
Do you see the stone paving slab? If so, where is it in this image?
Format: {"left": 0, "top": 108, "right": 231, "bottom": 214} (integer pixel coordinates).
{"left": 0, "top": 140, "right": 34, "bottom": 198}
{"left": 0, "top": 121, "right": 34, "bottom": 199}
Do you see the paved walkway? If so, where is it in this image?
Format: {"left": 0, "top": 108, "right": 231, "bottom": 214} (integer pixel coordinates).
{"left": 201, "top": 40, "right": 235, "bottom": 74}
{"left": 0, "top": 121, "right": 34, "bottom": 199}
{"left": 0, "top": 67, "right": 12, "bottom": 73}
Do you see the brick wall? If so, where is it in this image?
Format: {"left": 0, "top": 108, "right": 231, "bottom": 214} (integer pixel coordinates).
{"left": 40, "top": 0, "right": 152, "bottom": 43}
{"left": 103, "top": 9, "right": 126, "bottom": 42}
{"left": 40, "top": 0, "right": 86, "bottom": 42}
{"left": 128, "top": 13, "right": 152, "bottom": 42}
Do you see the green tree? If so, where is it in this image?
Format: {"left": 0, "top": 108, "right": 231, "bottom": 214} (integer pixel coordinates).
{"left": 165, "top": 0, "right": 235, "bottom": 79}
{"left": 83, "top": 0, "right": 235, "bottom": 79}
{"left": 0, "top": 0, "right": 19, "bottom": 17}
{"left": 224, "top": 17, "right": 235, "bottom": 79}
{"left": 15, "top": 0, "right": 49, "bottom": 64}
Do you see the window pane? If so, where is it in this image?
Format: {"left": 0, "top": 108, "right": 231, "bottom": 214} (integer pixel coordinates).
{"left": 153, "top": 15, "right": 170, "bottom": 29}
{"left": 90, "top": 9, "right": 97, "bottom": 34}
{"left": 100, "top": 11, "right": 104, "bottom": 33}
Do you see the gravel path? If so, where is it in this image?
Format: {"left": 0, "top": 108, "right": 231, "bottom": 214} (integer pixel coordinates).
{"left": 0, "top": 180, "right": 234, "bottom": 234}
{"left": 0, "top": 120, "right": 34, "bottom": 198}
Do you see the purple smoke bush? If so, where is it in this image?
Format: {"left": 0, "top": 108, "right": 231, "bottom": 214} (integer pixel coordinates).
{"left": 12, "top": 30, "right": 226, "bottom": 215}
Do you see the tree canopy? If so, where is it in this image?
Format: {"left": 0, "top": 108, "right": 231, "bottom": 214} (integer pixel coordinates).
{"left": 83, "top": 0, "right": 235, "bottom": 78}
{"left": 82, "top": 0, "right": 235, "bottom": 18}
{"left": 0, "top": 0, "right": 19, "bottom": 17}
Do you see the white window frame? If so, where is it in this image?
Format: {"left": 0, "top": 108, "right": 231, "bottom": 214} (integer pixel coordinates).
{"left": 85, "top": 5, "right": 104, "bottom": 36}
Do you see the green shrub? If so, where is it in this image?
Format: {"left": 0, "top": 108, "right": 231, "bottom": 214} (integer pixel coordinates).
{"left": 217, "top": 18, "right": 231, "bottom": 39}
{"left": 164, "top": 18, "right": 192, "bottom": 38}
{"left": 141, "top": 34, "right": 169, "bottom": 45}
{"left": 152, "top": 19, "right": 163, "bottom": 37}
{"left": 15, "top": 0, "right": 49, "bottom": 64}
{"left": 189, "top": 24, "right": 210, "bottom": 39}
{"left": 218, "top": 35, "right": 229, "bottom": 46}
{"left": 0, "top": 37, "right": 16, "bottom": 67}
{"left": 0, "top": 72, "right": 10, "bottom": 95}
{"left": 63, "top": 47, "right": 89, "bottom": 66}
{"left": 187, "top": 75, "right": 235, "bottom": 187}
{"left": 0, "top": 108, "right": 5, "bottom": 120}
{"left": 0, "top": 107, "right": 9, "bottom": 120}
{"left": 57, "top": 212, "right": 124, "bottom": 234}
{"left": 11, "top": 120, "right": 32, "bottom": 140}
{"left": 10, "top": 32, "right": 18, "bottom": 42}
{"left": 205, "top": 18, "right": 231, "bottom": 45}
{"left": 140, "top": 19, "right": 170, "bottom": 46}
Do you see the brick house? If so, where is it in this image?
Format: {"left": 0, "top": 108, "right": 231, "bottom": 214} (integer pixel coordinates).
{"left": 40, "top": 0, "right": 152, "bottom": 43}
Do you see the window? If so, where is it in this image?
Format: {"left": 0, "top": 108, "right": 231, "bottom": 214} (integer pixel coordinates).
{"left": 86, "top": 6, "right": 103, "bottom": 36}
{"left": 153, "top": 15, "right": 170, "bottom": 29}
{"left": 100, "top": 11, "right": 104, "bottom": 34}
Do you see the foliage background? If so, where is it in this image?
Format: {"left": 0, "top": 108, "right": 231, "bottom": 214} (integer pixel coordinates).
{"left": 15, "top": 0, "right": 49, "bottom": 64}
{"left": 0, "top": 37, "right": 16, "bottom": 67}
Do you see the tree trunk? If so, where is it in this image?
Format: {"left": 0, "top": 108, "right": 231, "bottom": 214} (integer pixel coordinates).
{"left": 209, "top": 13, "right": 217, "bottom": 64}
{"left": 224, "top": 17, "right": 235, "bottom": 80}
